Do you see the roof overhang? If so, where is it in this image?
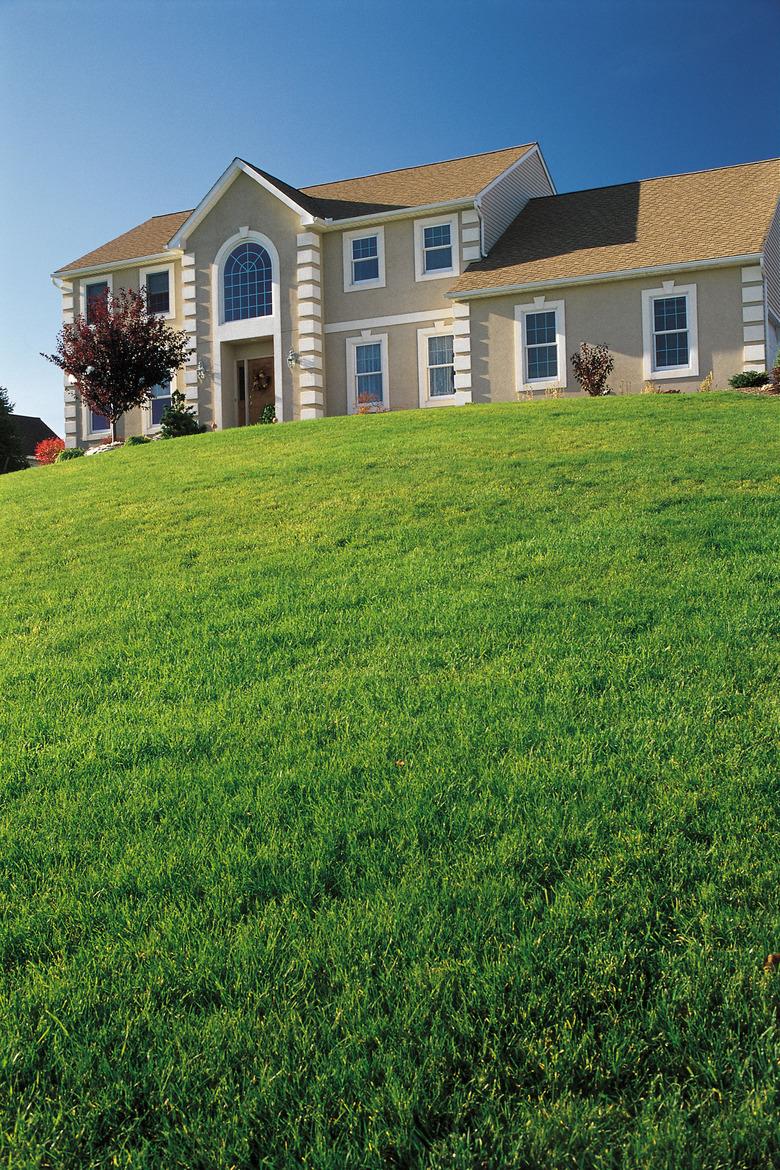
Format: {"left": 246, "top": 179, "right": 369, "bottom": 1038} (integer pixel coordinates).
{"left": 52, "top": 248, "right": 184, "bottom": 282}
{"left": 448, "top": 253, "right": 763, "bottom": 301}
{"left": 317, "top": 197, "right": 473, "bottom": 231}
{"left": 168, "top": 158, "right": 317, "bottom": 248}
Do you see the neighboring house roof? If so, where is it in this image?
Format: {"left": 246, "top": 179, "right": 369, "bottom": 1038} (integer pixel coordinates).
{"left": 54, "top": 210, "right": 193, "bottom": 275}
{"left": 54, "top": 144, "right": 538, "bottom": 273}
{"left": 450, "top": 158, "right": 780, "bottom": 295}
{"left": 12, "top": 415, "right": 61, "bottom": 457}
{"left": 297, "top": 143, "right": 537, "bottom": 219}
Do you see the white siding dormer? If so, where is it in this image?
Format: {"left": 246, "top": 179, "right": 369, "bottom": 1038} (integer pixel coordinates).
{"left": 478, "top": 145, "right": 555, "bottom": 255}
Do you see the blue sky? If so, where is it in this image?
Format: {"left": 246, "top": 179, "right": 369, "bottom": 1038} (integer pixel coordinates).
{"left": 1, "top": 0, "right": 778, "bottom": 431}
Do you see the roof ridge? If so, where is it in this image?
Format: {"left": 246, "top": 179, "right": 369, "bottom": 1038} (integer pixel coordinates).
{"left": 532, "top": 156, "right": 780, "bottom": 203}
{"left": 300, "top": 143, "right": 535, "bottom": 192}
{"left": 147, "top": 209, "right": 195, "bottom": 220}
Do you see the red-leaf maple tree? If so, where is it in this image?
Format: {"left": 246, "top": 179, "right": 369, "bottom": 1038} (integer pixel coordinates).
{"left": 42, "top": 289, "right": 192, "bottom": 442}
{"left": 34, "top": 437, "right": 65, "bottom": 465}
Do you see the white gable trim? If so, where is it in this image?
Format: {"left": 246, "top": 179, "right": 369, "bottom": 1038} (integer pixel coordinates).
{"left": 168, "top": 158, "right": 316, "bottom": 248}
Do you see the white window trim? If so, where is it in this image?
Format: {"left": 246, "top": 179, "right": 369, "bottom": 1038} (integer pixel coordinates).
{"left": 414, "top": 213, "right": 460, "bottom": 282}
{"left": 346, "top": 332, "right": 389, "bottom": 414}
{"left": 514, "top": 298, "right": 567, "bottom": 392}
{"left": 342, "top": 226, "right": 386, "bottom": 292}
{"left": 78, "top": 273, "right": 113, "bottom": 321}
{"left": 416, "top": 326, "right": 470, "bottom": 408}
{"left": 143, "top": 375, "right": 175, "bottom": 435}
{"left": 641, "top": 281, "right": 699, "bottom": 379}
{"left": 139, "top": 263, "right": 175, "bottom": 319}
{"left": 81, "top": 397, "right": 111, "bottom": 439}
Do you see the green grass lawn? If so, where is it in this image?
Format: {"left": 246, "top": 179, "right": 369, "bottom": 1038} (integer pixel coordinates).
{"left": 1, "top": 393, "right": 778, "bottom": 1169}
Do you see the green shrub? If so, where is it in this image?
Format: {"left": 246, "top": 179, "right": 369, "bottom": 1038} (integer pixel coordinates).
{"left": 124, "top": 435, "right": 151, "bottom": 446}
{"left": 729, "top": 370, "right": 767, "bottom": 388}
{"left": 55, "top": 447, "right": 84, "bottom": 462}
{"left": 160, "top": 390, "right": 203, "bottom": 439}
{"left": 260, "top": 404, "right": 276, "bottom": 424}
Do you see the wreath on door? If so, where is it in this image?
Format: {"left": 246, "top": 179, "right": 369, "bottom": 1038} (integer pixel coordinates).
{"left": 251, "top": 369, "right": 271, "bottom": 396}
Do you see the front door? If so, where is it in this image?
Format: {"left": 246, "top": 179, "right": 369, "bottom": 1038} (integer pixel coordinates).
{"left": 236, "top": 357, "right": 275, "bottom": 425}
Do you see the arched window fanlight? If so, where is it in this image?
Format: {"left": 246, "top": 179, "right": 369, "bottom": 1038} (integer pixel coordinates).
{"left": 223, "top": 241, "right": 273, "bottom": 321}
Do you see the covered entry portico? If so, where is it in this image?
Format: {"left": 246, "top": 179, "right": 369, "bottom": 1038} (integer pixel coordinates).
{"left": 224, "top": 339, "right": 276, "bottom": 426}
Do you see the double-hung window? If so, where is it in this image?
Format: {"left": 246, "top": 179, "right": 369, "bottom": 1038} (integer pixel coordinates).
{"left": 426, "top": 334, "right": 455, "bottom": 397}
{"left": 417, "top": 327, "right": 471, "bottom": 407}
{"left": 515, "top": 300, "right": 566, "bottom": 391}
{"left": 653, "top": 296, "right": 688, "bottom": 368}
{"left": 525, "top": 311, "right": 558, "bottom": 380}
{"left": 342, "top": 227, "right": 385, "bottom": 291}
{"left": 414, "top": 214, "right": 459, "bottom": 281}
{"left": 352, "top": 236, "right": 379, "bottom": 282}
{"left": 423, "top": 224, "right": 452, "bottom": 272}
{"left": 149, "top": 380, "right": 172, "bottom": 427}
{"left": 641, "top": 284, "right": 698, "bottom": 379}
{"left": 141, "top": 268, "right": 171, "bottom": 316}
{"left": 347, "top": 334, "right": 388, "bottom": 411}
{"left": 85, "top": 280, "right": 109, "bottom": 325}
{"left": 89, "top": 407, "right": 110, "bottom": 434}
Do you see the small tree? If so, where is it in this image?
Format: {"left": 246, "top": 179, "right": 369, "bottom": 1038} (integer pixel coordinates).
{"left": 42, "top": 289, "right": 192, "bottom": 442}
{"left": 159, "top": 389, "right": 202, "bottom": 438}
{"left": 0, "top": 387, "right": 28, "bottom": 474}
{"left": 34, "top": 437, "right": 65, "bottom": 465}
{"left": 571, "top": 342, "right": 615, "bottom": 396}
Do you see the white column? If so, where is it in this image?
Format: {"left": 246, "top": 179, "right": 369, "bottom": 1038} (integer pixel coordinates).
{"left": 461, "top": 207, "right": 481, "bottom": 264}
{"left": 741, "top": 265, "right": 766, "bottom": 371}
{"left": 61, "top": 282, "right": 78, "bottom": 447}
{"left": 181, "top": 253, "right": 199, "bottom": 402}
{"left": 296, "top": 231, "right": 325, "bottom": 419}
{"left": 451, "top": 301, "right": 473, "bottom": 395}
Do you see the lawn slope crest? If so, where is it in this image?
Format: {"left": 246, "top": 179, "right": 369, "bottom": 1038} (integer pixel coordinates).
{"left": 1, "top": 395, "right": 778, "bottom": 1169}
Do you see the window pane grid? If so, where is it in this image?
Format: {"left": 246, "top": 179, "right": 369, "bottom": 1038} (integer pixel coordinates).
{"left": 652, "top": 296, "right": 689, "bottom": 369}
{"left": 524, "top": 311, "right": 558, "bottom": 381}
{"left": 352, "top": 236, "right": 378, "bottom": 260}
{"left": 426, "top": 334, "right": 455, "bottom": 397}
{"left": 146, "top": 271, "right": 170, "bottom": 314}
{"left": 223, "top": 242, "right": 273, "bottom": 322}
{"left": 90, "top": 409, "right": 109, "bottom": 431}
{"left": 423, "top": 222, "right": 453, "bottom": 273}
{"left": 355, "top": 343, "right": 383, "bottom": 404}
{"left": 150, "top": 381, "right": 172, "bottom": 426}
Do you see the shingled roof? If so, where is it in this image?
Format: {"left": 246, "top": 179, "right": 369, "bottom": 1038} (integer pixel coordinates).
{"left": 54, "top": 145, "right": 536, "bottom": 273}
{"left": 54, "top": 210, "right": 193, "bottom": 275}
{"left": 298, "top": 144, "right": 536, "bottom": 219}
{"left": 451, "top": 158, "right": 780, "bottom": 294}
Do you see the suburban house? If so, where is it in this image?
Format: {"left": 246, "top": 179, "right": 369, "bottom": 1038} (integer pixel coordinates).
{"left": 51, "top": 144, "right": 780, "bottom": 446}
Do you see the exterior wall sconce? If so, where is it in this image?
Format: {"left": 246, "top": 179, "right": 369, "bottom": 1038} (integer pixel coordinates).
{"left": 286, "top": 349, "right": 301, "bottom": 370}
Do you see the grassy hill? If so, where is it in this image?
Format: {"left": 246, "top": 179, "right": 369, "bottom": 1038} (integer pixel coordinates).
{"left": 1, "top": 394, "right": 778, "bottom": 1169}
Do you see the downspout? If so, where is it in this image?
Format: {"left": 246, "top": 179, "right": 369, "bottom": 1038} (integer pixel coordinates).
{"left": 474, "top": 197, "right": 486, "bottom": 258}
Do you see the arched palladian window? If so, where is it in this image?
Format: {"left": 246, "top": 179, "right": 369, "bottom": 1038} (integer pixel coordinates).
{"left": 223, "top": 241, "right": 273, "bottom": 322}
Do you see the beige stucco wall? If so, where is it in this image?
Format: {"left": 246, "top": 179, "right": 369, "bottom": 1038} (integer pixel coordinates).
{"left": 325, "top": 318, "right": 449, "bottom": 415}
{"left": 469, "top": 264, "right": 746, "bottom": 402}
{"left": 321, "top": 211, "right": 469, "bottom": 326}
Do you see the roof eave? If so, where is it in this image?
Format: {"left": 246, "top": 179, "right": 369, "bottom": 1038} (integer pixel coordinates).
{"left": 448, "top": 252, "right": 763, "bottom": 300}
{"left": 52, "top": 247, "right": 185, "bottom": 281}
{"left": 317, "top": 196, "right": 474, "bottom": 231}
